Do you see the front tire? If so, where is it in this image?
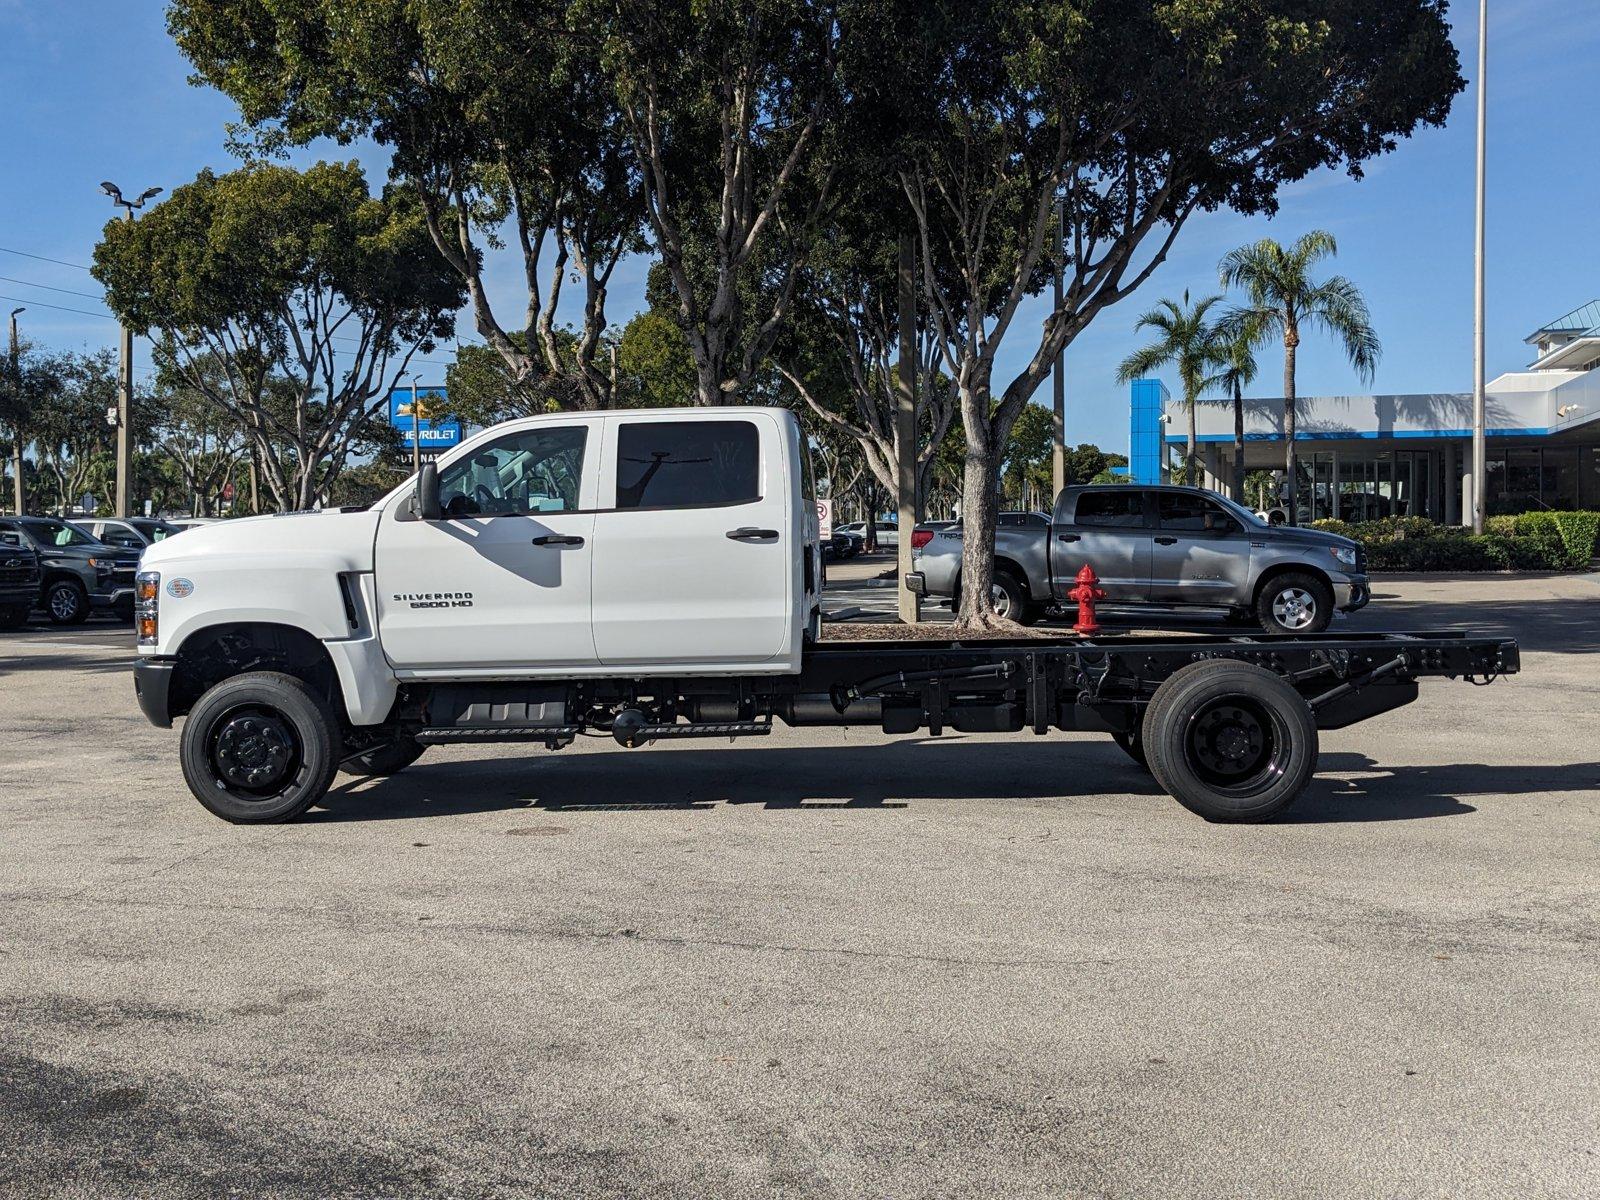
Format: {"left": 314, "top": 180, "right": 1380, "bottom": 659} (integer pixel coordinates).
{"left": 1255, "top": 573, "right": 1333, "bottom": 635}
{"left": 1144, "top": 660, "right": 1317, "bottom": 823}
{"left": 45, "top": 579, "right": 89, "bottom": 625}
{"left": 180, "top": 671, "right": 342, "bottom": 824}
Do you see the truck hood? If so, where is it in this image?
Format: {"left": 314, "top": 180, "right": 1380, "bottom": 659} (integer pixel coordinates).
{"left": 1264, "top": 525, "right": 1360, "bottom": 553}
{"left": 141, "top": 508, "right": 383, "bottom": 575}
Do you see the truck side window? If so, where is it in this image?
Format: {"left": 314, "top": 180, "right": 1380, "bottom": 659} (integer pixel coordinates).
{"left": 1073, "top": 491, "right": 1144, "bottom": 527}
{"left": 1158, "top": 492, "right": 1234, "bottom": 532}
{"left": 615, "top": 420, "right": 759, "bottom": 509}
{"left": 439, "top": 426, "right": 588, "bottom": 518}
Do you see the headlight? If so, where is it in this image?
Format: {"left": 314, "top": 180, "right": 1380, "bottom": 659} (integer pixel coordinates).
{"left": 1330, "top": 545, "right": 1358, "bottom": 568}
{"left": 135, "top": 571, "right": 160, "bottom": 646}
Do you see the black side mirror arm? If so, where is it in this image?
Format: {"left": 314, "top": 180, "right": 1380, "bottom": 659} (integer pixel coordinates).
{"left": 416, "top": 461, "right": 442, "bottom": 521}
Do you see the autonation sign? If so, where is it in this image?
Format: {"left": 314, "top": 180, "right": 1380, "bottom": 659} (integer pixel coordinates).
{"left": 388, "top": 385, "right": 462, "bottom": 450}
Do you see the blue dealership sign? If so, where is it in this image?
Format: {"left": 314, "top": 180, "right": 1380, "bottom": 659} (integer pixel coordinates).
{"left": 388, "top": 385, "right": 462, "bottom": 450}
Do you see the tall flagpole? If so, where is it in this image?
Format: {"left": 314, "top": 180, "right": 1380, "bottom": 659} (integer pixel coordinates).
{"left": 1471, "top": 0, "right": 1487, "bottom": 533}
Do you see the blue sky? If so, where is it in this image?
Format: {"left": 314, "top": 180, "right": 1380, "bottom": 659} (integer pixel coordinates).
{"left": 1, "top": 0, "right": 1594, "bottom": 454}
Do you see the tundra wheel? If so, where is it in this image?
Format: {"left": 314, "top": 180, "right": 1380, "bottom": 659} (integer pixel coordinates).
{"left": 180, "top": 671, "right": 341, "bottom": 824}
{"left": 1144, "top": 660, "right": 1317, "bottom": 823}
{"left": 990, "top": 572, "right": 1034, "bottom": 623}
{"left": 1256, "top": 573, "right": 1332, "bottom": 635}
{"left": 45, "top": 579, "right": 89, "bottom": 625}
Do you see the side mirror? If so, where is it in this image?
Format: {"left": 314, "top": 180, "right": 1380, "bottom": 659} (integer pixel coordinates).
{"left": 416, "top": 461, "right": 442, "bottom": 521}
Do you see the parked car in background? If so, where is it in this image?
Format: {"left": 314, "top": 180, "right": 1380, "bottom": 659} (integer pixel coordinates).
{"left": 0, "top": 516, "right": 143, "bottom": 624}
{"left": 78, "top": 517, "right": 184, "bottom": 549}
{"left": 821, "top": 529, "right": 860, "bottom": 561}
{"left": 836, "top": 520, "right": 897, "bottom": 551}
{"left": 909, "top": 486, "right": 1369, "bottom": 634}
{"left": 0, "top": 530, "right": 43, "bottom": 628}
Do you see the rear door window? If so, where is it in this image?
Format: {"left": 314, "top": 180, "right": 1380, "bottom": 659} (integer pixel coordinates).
{"left": 1072, "top": 491, "right": 1146, "bottom": 528}
{"left": 615, "top": 420, "right": 760, "bottom": 509}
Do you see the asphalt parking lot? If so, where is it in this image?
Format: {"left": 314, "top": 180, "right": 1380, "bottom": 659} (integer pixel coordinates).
{"left": 2, "top": 575, "right": 1597, "bottom": 1198}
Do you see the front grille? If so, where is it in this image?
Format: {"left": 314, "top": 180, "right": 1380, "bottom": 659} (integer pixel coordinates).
{"left": 1355, "top": 546, "right": 1367, "bottom": 574}
{"left": 0, "top": 565, "right": 38, "bottom": 585}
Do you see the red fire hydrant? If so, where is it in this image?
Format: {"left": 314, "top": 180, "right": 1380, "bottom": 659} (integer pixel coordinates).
{"left": 1068, "top": 563, "right": 1107, "bottom": 635}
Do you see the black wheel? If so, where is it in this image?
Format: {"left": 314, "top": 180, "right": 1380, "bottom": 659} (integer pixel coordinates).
{"left": 1111, "top": 724, "right": 1148, "bottom": 771}
{"left": 1255, "top": 572, "right": 1333, "bottom": 635}
{"left": 1144, "top": 660, "right": 1317, "bottom": 823}
{"left": 179, "top": 671, "right": 342, "bottom": 824}
{"left": 340, "top": 737, "right": 425, "bottom": 778}
{"left": 990, "top": 571, "right": 1029, "bottom": 622}
{"left": 44, "top": 579, "right": 89, "bottom": 625}
{"left": 0, "top": 604, "right": 28, "bottom": 629}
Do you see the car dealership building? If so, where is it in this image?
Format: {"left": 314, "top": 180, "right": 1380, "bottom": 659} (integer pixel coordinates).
{"left": 1131, "top": 300, "right": 1600, "bottom": 520}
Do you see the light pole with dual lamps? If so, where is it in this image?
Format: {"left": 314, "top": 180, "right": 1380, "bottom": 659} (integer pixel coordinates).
{"left": 101, "top": 180, "right": 163, "bottom": 517}
{"left": 7, "top": 306, "right": 23, "bottom": 515}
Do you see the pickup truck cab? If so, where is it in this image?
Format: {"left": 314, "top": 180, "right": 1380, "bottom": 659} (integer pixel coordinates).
{"left": 132, "top": 406, "right": 1512, "bottom": 828}
{"left": 910, "top": 485, "right": 1369, "bottom": 634}
{"left": 0, "top": 515, "right": 142, "bottom": 624}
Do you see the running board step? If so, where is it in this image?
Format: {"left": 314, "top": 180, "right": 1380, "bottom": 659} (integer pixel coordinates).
{"left": 416, "top": 725, "right": 580, "bottom": 745}
{"left": 614, "top": 719, "right": 771, "bottom": 748}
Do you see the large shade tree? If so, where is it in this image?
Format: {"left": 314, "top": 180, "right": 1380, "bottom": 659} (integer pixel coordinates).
{"left": 170, "top": 0, "right": 644, "bottom": 411}
{"left": 1219, "top": 230, "right": 1379, "bottom": 524}
{"left": 93, "top": 161, "right": 463, "bottom": 511}
{"left": 874, "top": 0, "right": 1459, "bottom": 629}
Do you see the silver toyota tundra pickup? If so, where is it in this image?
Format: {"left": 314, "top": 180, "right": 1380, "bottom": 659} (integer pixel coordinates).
{"left": 909, "top": 484, "right": 1369, "bottom": 634}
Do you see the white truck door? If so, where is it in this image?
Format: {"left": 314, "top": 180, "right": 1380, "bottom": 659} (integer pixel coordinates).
{"left": 591, "top": 412, "right": 790, "bottom": 666}
{"left": 374, "top": 420, "right": 601, "bottom": 673}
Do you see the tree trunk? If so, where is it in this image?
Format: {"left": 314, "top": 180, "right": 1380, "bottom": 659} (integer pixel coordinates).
{"left": 1283, "top": 328, "right": 1298, "bottom": 526}
{"left": 1185, "top": 392, "right": 1198, "bottom": 486}
{"left": 954, "top": 428, "right": 1010, "bottom": 633}
{"left": 1232, "top": 379, "right": 1245, "bottom": 502}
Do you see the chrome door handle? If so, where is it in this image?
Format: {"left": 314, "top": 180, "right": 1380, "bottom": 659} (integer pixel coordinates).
{"left": 1154, "top": 535, "right": 1178, "bottom": 545}
{"left": 726, "top": 527, "right": 779, "bottom": 541}
{"left": 532, "top": 534, "right": 585, "bottom": 547}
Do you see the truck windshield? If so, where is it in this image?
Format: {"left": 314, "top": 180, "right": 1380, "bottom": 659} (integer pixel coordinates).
{"left": 25, "top": 520, "right": 102, "bottom": 548}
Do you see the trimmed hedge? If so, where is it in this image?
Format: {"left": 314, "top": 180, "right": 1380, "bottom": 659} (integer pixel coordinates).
{"left": 1305, "top": 512, "right": 1600, "bottom": 572}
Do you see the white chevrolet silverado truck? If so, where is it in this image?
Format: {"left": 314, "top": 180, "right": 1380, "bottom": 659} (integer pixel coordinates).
{"left": 133, "top": 406, "right": 1518, "bottom": 826}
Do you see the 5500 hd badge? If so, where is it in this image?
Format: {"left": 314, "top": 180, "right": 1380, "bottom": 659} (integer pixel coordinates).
{"left": 393, "top": 592, "right": 474, "bottom": 609}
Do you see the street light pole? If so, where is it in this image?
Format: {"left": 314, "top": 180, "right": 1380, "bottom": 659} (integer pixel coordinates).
{"left": 101, "top": 181, "right": 162, "bottom": 517}
{"left": 1050, "top": 199, "right": 1066, "bottom": 499}
{"left": 8, "top": 307, "right": 23, "bottom": 516}
{"left": 410, "top": 374, "right": 422, "bottom": 478}
{"left": 1471, "top": 0, "right": 1488, "bottom": 533}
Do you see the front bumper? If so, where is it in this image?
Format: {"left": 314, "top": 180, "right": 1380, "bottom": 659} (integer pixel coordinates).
{"left": 134, "top": 657, "right": 176, "bottom": 728}
{"left": 92, "top": 586, "right": 136, "bottom": 610}
{"left": 1333, "top": 574, "right": 1371, "bottom": 612}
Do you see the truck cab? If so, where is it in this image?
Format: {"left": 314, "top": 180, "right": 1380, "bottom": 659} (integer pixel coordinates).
{"left": 135, "top": 406, "right": 821, "bottom": 731}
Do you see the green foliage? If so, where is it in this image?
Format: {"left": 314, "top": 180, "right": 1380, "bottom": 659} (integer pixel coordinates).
{"left": 615, "top": 310, "right": 699, "bottom": 409}
{"left": 93, "top": 160, "right": 464, "bottom": 511}
{"left": 1513, "top": 511, "right": 1600, "bottom": 568}
{"left": 1311, "top": 513, "right": 1600, "bottom": 572}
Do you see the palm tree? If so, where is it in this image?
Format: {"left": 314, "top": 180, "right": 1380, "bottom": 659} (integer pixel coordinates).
{"left": 1116, "top": 290, "right": 1224, "bottom": 486}
{"left": 1219, "top": 231, "right": 1379, "bottom": 525}
{"left": 1205, "top": 315, "right": 1260, "bottom": 504}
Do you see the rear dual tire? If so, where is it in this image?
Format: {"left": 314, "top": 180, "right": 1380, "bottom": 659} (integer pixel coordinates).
{"left": 1143, "top": 660, "right": 1317, "bottom": 823}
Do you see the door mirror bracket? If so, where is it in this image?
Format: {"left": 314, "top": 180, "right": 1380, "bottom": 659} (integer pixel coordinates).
{"left": 417, "top": 462, "right": 442, "bottom": 521}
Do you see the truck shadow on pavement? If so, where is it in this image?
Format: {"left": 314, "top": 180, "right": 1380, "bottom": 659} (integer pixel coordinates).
{"left": 310, "top": 743, "right": 1600, "bottom": 825}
